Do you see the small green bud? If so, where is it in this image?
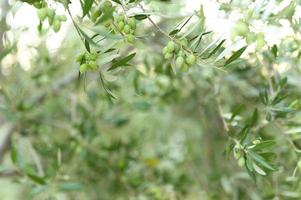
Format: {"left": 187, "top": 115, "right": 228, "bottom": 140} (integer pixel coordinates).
{"left": 80, "top": 64, "right": 88, "bottom": 73}
{"left": 76, "top": 54, "right": 84, "bottom": 63}
{"left": 175, "top": 56, "right": 184, "bottom": 68}
{"left": 238, "top": 157, "right": 245, "bottom": 167}
{"left": 127, "top": 34, "right": 135, "bottom": 44}
{"left": 162, "top": 46, "right": 168, "bottom": 55}
{"left": 91, "top": 10, "right": 102, "bottom": 22}
{"left": 298, "top": 160, "right": 301, "bottom": 170}
{"left": 90, "top": 53, "right": 98, "bottom": 60}
{"left": 128, "top": 18, "right": 136, "bottom": 29}
{"left": 167, "top": 41, "right": 175, "bottom": 53}
{"left": 117, "top": 21, "right": 125, "bottom": 31}
{"left": 123, "top": 25, "right": 131, "bottom": 34}
{"left": 88, "top": 61, "right": 98, "bottom": 70}
{"left": 47, "top": 9, "right": 55, "bottom": 25}
{"left": 53, "top": 20, "right": 61, "bottom": 32}
{"left": 164, "top": 53, "right": 173, "bottom": 59}
{"left": 186, "top": 54, "right": 196, "bottom": 65}
{"left": 178, "top": 50, "right": 185, "bottom": 57}
{"left": 37, "top": 8, "right": 47, "bottom": 21}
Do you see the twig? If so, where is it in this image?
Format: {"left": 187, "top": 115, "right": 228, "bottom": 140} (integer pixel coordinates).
{"left": 138, "top": 3, "right": 193, "bottom": 54}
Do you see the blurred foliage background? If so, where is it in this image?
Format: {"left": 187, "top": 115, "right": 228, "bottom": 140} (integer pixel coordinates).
{"left": 1, "top": 0, "right": 301, "bottom": 199}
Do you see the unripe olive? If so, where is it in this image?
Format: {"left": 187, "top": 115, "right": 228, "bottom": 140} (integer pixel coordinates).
{"left": 85, "top": 53, "right": 94, "bottom": 61}
{"left": 58, "top": 15, "right": 67, "bottom": 22}
{"left": 37, "top": 8, "right": 47, "bottom": 21}
{"left": 90, "top": 53, "right": 98, "bottom": 60}
{"left": 186, "top": 54, "right": 196, "bottom": 65}
{"left": 53, "top": 20, "right": 61, "bottom": 32}
{"left": 47, "top": 9, "right": 55, "bottom": 25}
{"left": 166, "top": 41, "right": 175, "bottom": 53}
{"left": 175, "top": 56, "right": 184, "bottom": 68}
{"left": 256, "top": 33, "right": 265, "bottom": 49}
{"left": 88, "top": 61, "right": 98, "bottom": 70}
{"left": 117, "top": 21, "right": 125, "bottom": 31}
{"left": 123, "top": 25, "right": 131, "bottom": 34}
{"left": 128, "top": 18, "right": 136, "bottom": 29}
{"left": 246, "top": 33, "right": 256, "bottom": 44}
{"left": 178, "top": 50, "right": 185, "bottom": 57}
{"left": 80, "top": 64, "right": 88, "bottom": 73}
{"left": 162, "top": 46, "right": 168, "bottom": 55}
{"left": 235, "top": 21, "right": 249, "bottom": 36}
{"left": 164, "top": 53, "right": 173, "bottom": 59}
{"left": 76, "top": 54, "right": 84, "bottom": 63}
{"left": 238, "top": 157, "right": 245, "bottom": 167}
{"left": 298, "top": 160, "right": 301, "bottom": 170}
{"left": 127, "top": 34, "right": 135, "bottom": 44}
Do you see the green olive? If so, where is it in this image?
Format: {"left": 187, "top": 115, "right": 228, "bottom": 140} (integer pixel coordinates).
{"left": 80, "top": 64, "right": 88, "bottom": 73}
{"left": 88, "top": 61, "right": 98, "bottom": 70}
{"left": 53, "top": 20, "right": 61, "bottom": 32}
{"left": 186, "top": 54, "right": 196, "bottom": 65}
{"left": 162, "top": 46, "right": 168, "bottom": 55}
{"left": 128, "top": 18, "right": 136, "bottom": 30}
{"left": 37, "top": 8, "right": 47, "bottom": 21}
{"left": 117, "top": 21, "right": 125, "bottom": 31}
{"left": 175, "top": 56, "right": 184, "bottom": 68}
{"left": 166, "top": 41, "right": 175, "bottom": 53}
{"left": 238, "top": 157, "right": 245, "bottom": 167}
{"left": 164, "top": 53, "right": 173, "bottom": 59}
{"left": 123, "top": 25, "right": 131, "bottom": 34}
{"left": 47, "top": 8, "right": 55, "bottom": 25}
{"left": 178, "top": 50, "right": 185, "bottom": 57}
{"left": 127, "top": 34, "right": 135, "bottom": 44}
{"left": 76, "top": 54, "right": 84, "bottom": 63}
{"left": 90, "top": 53, "right": 98, "bottom": 60}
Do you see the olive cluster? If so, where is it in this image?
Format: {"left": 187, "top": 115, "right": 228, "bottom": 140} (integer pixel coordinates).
{"left": 116, "top": 15, "right": 137, "bottom": 44}
{"left": 76, "top": 52, "right": 98, "bottom": 73}
{"left": 91, "top": 1, "right": 113, "bottom": 23}
{"left": 162, "top": 39, "right": 197, "bottom": 71}
{"left": 37, "top": 7, "right": 67, "bottom": 32}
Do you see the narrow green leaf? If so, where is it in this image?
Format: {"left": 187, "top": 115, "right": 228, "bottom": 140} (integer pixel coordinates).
{"left": 109, "top": 53, "right": 136, "bottom": 71}
{"left": 205, "top": 39, "right": 226, "bottom": 59}
{"left": 82, "top": 0, "right": 94, "bottom": 17}
{"left": 225, "top": 46, "right": 247, "bottom": 66}
{"left": 248, "top": 150, "right": 275, "bottom": 171}
{"left": 26, "top": 173, "right": 46, "bottom": 185}
{"left": 133, "top": 14, "right": 149, "bottom": 20}
{"left": 253, "top": 162, "right": 266, "bottom": 175}
{"left": 271, "top": 44, "right": 278, "bottom": 57}
{"left": 111, "top": 0, "right": 121, "bottom": 4}
{"left": 250, "top": 140, "right": 276, "bottom": 150}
